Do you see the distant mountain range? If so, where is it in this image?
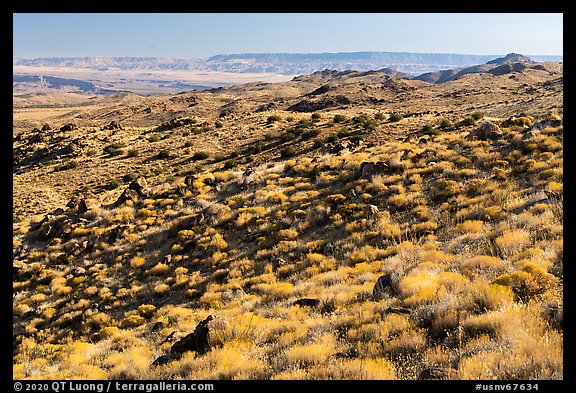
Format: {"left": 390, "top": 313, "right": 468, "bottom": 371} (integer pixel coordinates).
{"left": 13, "top": 51, "right": 562, "bottom": 76}
{"left": 13, "top": 52, "right": 563, "bottom": 96}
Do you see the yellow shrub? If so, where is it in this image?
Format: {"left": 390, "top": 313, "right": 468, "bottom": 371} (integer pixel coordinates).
{"left": 457, "top": 220, "right": 484, "bottom": 233}
{"left": 278, "top": 228, "right": 299, "bottom": 240}
{"left": 146, "top": 262, "right": 171, "bottom": 276}
{"left": 177, "top": 229, "right": 195, "bottom": 241}
{"left": 86, "top": 312, "right": 111, "bottom": 329}
{"left": 461, "top": 255, "right": 504, "bottom": 276}
{"left": 154, "top": 284, "right": 170, "bottom": 295}
{"left": 137, "top": 304, "right": 157, "bottom": 318}
{"left": 235, "top": 212, "right": 254, "bottom": 227}
{"left": 268, "top": 192, "right": 288, "bottom": 203}
{"left": 252, "top": 282, "right": 294, "bottom": 300}
{"left": 129, "top": 256, "right": 146, "bottom": 268}
{"left": 71, "top": 227, "right": 92, "bottom": 237}
{"left": 119, "top": 315, "right": 146, "bottom": 328}
{"left": 495, "top": 229, "right": 531, "bottom": 258}
{"left": 285, "top": 334, "right": 334, "bottom": 366}
{"left": 470, "top": 281, "right": 515, "bottom": 311}
{"left": 547, "top": 181, "right": 563, "bottom": 193}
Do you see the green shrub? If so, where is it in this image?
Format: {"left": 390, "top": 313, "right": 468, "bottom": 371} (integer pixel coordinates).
{"left": 301, "top": 129, "right": 321, "bottom": 140}
{"left": 192, "top": 152, "right": 210, "bottom": 161}
{"left": 311, "top": 113, "right": 322, "bottom": 121}
{"left": 107, "top": 179, "right": 123, "bottom": 190}
{"left": 438, "top": 119, "right": 453, "bottom": 129}
{"left": 54, "top": 160, "right": 78, "bottom": 172}
{"left": 324, "top": 135, "right": 338, "bottom": 143}
{"left": 224, "top": 159, "right": 239, "bottom": 169}
{"left": 363, "top": 119, "right": 378, "bottom": 130}
{"left": 281, "top": 132, "right": 297, "bottom": 142}
{"left": 471, "top": 111, "right": 485, "bottom": 121}
{"left": 333, "top": 114, "right": 347, "bottom": 123}
{"left": 389, "top": 113, "right": 404, "bottom": 122}
{"left": 157, "top": 150, "right": 171, "bottom": 159}
{"left": 126, "top": 148, "right": 140, "bottom": 158}
{"left": 374, "top": 112, "right": 385, "bottom": 121}
{"left": 252, "top": 141, "right": 266, "bottom": 153}
{"left": 123, "top": 173, "right": 138, "bottom": 183}
{"left": 459, "top": 117, "right": 476, "bottom": 127}
{"left": 148, "top": 135, "right": 161, "bottom": 142}
{"left": 215, "top": 121, "right": 224, "bottom": 128}
{"left": 313, "top": 139, "right": 324, "bottom": 149}
{"left": 280, "top": 146, "right": 296, "bottom": 157}
{"left": 267, "top": 115, "right": 282, "bottom": 124}
{"left": 104, "top": 143, "right": 126, "bottom": 156}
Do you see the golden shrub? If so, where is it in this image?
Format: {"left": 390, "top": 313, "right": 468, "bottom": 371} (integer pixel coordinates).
{"left": 456, "top": 220, "right": 484, "bottom": 233}
{"left": 146, "top": 262, "right": 171, "bottom": 276}
{"left": 153, "top": 283, "right": 170, "bottom": 295}
{"left": 119, "top": 315, "right": 146, "bottom": 329}
{"left": 129, "top": 256, "right": 146, "bottom": 268}
{"left": 495, "top": 229, "right": 531, "bottom": 258}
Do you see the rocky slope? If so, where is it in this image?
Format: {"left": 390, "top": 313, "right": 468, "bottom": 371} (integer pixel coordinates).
{"left": 12, "top": 64, "right": 563, "bottom": 380}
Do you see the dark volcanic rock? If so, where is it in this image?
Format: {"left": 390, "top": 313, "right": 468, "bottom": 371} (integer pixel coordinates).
{"left": 60, "top": 123, "right": 77, "bottom": 132}
{"left": 373, "top": 273, "right": 398, "bottom": 300}
{"left": 293, "top": 298, "right": 321, "bottom": 308}
{"left": 169, "top": 315, "right": 213, "bottom": 358}
{"left": 419, "top": 367, "right": 450, "bottom": 380}
{"left": 78, "top": 198, "right": 101, "bottom": 214}
{"left": 152, "top": 315, "right": 214, "bottom": 366}
{"left": 359, "top": 161, "right": 389, "bottom": 179}
{"left": 102, "top": 121, "right": 123, "bottom": 130}
{"left": 128, "top": 177, "right": 149, "bottom": 197}
{"left": 287, "top": 95, "right": 351, "bottom": 112}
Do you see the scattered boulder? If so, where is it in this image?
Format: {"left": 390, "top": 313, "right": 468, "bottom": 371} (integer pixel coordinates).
{"left": 364, "top": 204, "right": 379, "bottom": 219}
{"left": 102, "top": 121, "right": 123, "bottom": 130}
{"left": 293, "top": 298, "right": 321, "bottom": 308}
{"left": 151, "top": 315, "right": 214, "bottom": 366}
{"left": 151, "top": 354, "right": 173, "bottom": 366}
{"left": 323, "top": 138, "right": 363, "bottom": 155}
{"left": 184, "top": 175, "right": 196, "bottom": 187}
{"left": 521, "top": 130, "right": 538, "bottom": 141}
{"left": 78, "top": 198, "right": 101, "bottom": 214}
{"left": 383, "top": 306, "right": 411, "bottom": 315}
{"left": 28, "top": 133, "right": 44, "bottom": 144}
{"left": 531, "top": 118, "right": 562, "bottom": 130}
{"left": 359, "top": 161, "right": 388, "bottom": 179}
{"left": 60, "top": 123, "right": 77, "bottom": 132}
{"left": 41, "top": 123, "right": 51, "bottom": 131}
{"left": 66, "top": 196, "right": 80, "bottom": 209}
{"left": 114, "top": 188, "right": 140, "bottom": 207}
{"left": 169, "top": 315, "right": 213, "bottom": 358}
{"left": 419, "top": 367, "right": 450, "bottom": 380}
{"left": 466, "top": 122, "right": 503, "bottom": 140}
{"left": 373, "top": 273, "right": 398, "bottom": 300}
{"left": 127, "top": 177, "right": 149, "bottom": 198}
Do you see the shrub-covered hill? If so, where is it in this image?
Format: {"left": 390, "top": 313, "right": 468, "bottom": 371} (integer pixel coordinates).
{"left": 13, "top": 113, "right": 563, "bottom": 380}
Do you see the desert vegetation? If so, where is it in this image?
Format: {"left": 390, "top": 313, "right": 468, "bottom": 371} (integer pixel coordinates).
{"left": 12, "top": 63, "right": 563, "bottom": 380}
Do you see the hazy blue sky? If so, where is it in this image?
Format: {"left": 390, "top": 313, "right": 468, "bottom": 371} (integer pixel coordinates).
{"left": 13, "top": 13, "right": 563, "bottom": 58}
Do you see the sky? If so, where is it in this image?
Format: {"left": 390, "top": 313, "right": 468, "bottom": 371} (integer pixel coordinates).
{"left": 13, "top": 13, "right": 563, "bottom": 58}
